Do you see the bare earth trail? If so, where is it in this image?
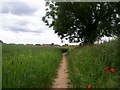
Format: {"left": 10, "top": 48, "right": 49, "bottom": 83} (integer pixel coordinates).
{"left": 51, "top": 53, "right": 69, "bottom": 88}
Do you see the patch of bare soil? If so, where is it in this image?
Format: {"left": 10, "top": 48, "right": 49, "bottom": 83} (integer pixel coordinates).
{"left": 51, "top": 53, "right": 69, "bottom": 88}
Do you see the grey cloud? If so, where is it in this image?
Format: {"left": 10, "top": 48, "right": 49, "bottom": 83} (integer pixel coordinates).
{"left": 1, "top": 2, "right": 37, "bottom": 15}
{"left": 0, "top": 1, "right": 48, "bottom": 34}
{"left": 2, "top": 24, "right": 44, "bottom": 33}
{"left": 16, "top": 20, "right": 29, "bottom": 26}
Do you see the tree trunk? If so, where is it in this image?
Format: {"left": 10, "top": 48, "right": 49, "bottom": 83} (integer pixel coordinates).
{"left": 84, "top": 21, "right": 98, "bottom": 45}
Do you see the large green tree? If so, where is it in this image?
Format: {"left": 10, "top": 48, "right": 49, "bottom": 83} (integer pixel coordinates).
{"left": 42, "top": 2, "right": 120, "bottom": 44}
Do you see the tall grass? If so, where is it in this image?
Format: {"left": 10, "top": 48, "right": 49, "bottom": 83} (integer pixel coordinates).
{"left": 118, "top": 35, "right": 120, "bottom": 66}
{"left": 2, "top": 44, "right": 63, "bottom": 88}
{"left": 67, "top": 41, "right": 119, "bottom": 88}
{"left": 0, "top": 43, "right": 2, "bottom": 89}
{"left": 117, "top": 35, "right": 120, "bottom": 87}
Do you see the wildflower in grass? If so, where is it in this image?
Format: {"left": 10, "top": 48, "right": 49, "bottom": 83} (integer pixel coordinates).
{"left": 88, "top": 84, "right": 92, "bottom": 89}
{"left": 110, "top": 68, "right": 115, "bottom": 72}
{"left": 104, "top": 66, "right": 109, "bottom": 71}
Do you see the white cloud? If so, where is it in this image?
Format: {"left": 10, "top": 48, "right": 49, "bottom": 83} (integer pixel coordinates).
{"left": 0, "top": 0, "right": 64, "bottom": 45}
{"left": 0, "top": 28, "right": 63, "bottom": 45}
{"left": 0, "top": 13, "right": 45, "bottom": 33}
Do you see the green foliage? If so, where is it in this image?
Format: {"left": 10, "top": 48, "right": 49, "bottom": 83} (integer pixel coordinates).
{"left": 61, "top": 48, "right": 68, "bottom": 53}
{"left": 43, "top": 2, "right": 120, "bottom": 44}
{"left": 67, "top": 41, "right": 119, "bottom": 88}
{"left": 2, "top": 44, "right": 63, "bottom": 88}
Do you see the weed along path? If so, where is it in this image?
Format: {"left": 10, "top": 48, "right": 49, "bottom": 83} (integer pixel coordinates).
{"left": 51, "top": 53, "right": 69, "bottom": 88}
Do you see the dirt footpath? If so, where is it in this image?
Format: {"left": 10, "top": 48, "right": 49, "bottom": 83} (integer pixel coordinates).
{"left": 51, "top": 53, "right": 69, "bottom": 88}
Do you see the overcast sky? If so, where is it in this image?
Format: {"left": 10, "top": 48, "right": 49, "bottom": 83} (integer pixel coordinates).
{"left": 0, "top": 0, "right": 71, "bottom": 45}
{"left": 0, "top": 0, "right": 113, "bottom": 45}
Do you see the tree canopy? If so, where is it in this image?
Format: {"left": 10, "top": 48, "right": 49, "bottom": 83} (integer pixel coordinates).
{"left": 42, "top": 2, "right": 120, "bottom": 44}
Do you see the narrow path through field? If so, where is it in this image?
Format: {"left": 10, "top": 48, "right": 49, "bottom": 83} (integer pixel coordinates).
{"left": 51, "top": 53, "right": 69, "bottom": 88}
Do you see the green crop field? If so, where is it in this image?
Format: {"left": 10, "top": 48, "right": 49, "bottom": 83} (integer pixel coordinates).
{"left": 2, "top": 39, "right": 120, "bottom": 88}
{"left": 67, "top": 40, "right": 119, "bottom": 88}
{"left": 2, "top": 44, "right": 66, "bottom": 88}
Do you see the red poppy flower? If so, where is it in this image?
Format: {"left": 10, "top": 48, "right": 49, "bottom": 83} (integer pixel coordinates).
{"left": 88, "top": 84, "right": 92, "bottom": 89}
{"left": 104, "top": 66, "right": 109, "bottom": 71}
{"left": 110, "top": 68, "right": 115, "bottom": 72}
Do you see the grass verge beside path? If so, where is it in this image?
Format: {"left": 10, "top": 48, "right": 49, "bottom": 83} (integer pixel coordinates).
{"left": 2, "top": 44, "right": 63, "bottom": 88}
{"left": 67, "top": 41, "right": 119, "bottom": 88}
